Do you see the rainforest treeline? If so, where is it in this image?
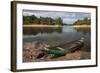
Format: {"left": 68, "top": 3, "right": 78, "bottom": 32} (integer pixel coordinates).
{"left": 23, "top": 15, "right": 63, "bottom": 25}
{"left": 73, "top": 17, "right": 91, "bottom": 25}
{"left": 23, "top": 15, "right": 90, "bottom": 25}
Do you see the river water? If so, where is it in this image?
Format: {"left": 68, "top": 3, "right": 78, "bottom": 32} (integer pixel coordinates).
{"left": 23, "top": 25, "right": 91, "bottom": 52}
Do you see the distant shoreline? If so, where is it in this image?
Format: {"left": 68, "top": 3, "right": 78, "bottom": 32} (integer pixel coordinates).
{"left": 73, "top": 25, "right": 90, "bottom": 28}
{"left": 23, "top": 24, "right": 61, "bottom": 27}
{"left": 23, "top": 24, "right": 90, "bottom": 28}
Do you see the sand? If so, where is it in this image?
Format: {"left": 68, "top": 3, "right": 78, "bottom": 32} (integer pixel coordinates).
{"left": 23, "top": 42, "right": 90, "bottom": 62}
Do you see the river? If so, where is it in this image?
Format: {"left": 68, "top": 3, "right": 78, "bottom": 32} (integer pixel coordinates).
{"left": 23, "top": 25, "right": 91, "bottom": 52}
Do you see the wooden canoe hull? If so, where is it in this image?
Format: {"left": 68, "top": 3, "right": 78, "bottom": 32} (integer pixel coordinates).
{"left": 47, "top": 38, "right": 84, "bottom": 57}
{"left": 37, "top": 38, "right": 84, "bottom": 58}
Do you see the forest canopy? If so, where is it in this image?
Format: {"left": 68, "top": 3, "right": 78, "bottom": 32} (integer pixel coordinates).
{"left": 73, "top": 17, "right": 91, "bottom": 25}
{"left": 23, "top": 15, "right": 63, "bottom": 25}
{"left": 23, "top": 15, "right": 91, "bottom": 25}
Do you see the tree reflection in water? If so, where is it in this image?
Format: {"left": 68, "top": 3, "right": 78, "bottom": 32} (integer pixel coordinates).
{"left": 23, "top": 27, "right": 62, "bottom": 35}
{"left": 74, "top": 27, "right": 90, "bottom": 35}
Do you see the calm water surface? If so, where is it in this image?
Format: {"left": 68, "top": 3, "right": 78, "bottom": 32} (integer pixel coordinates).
{"left": 23, "top": 25, "right": 91, "bottom": 51}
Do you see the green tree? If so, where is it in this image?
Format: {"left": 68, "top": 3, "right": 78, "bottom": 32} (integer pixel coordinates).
{"left": 30, "top": 15, "right": 37, "bottom": 23}
{"left": 23, "top": 15, "right": 63, "bottom": 25}
{"left": 55, "top": 17, "right": 63, "bottom": 25}
{"left": 23, "top": 16, "right": 31, "bottom": 24}
{"left": 73, "top": 17, "right": 91, "bottom": 25}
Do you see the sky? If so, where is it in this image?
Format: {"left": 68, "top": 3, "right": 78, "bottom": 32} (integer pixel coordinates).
{"left": 23, "top": 10, "right": 91, "bottom": 24}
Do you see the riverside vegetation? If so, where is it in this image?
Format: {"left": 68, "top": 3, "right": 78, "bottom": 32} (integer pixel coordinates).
{"left": 23, "top": 15, "right": 90, "bottom": 26}
{"left": 23, "top": 15, "right": 91, "bottom": 62}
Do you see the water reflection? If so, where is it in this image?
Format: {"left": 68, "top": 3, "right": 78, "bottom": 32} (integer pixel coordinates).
{"left": 74, "top": 27, "right": 90, "bottom": 35}
{"left": 23, "top": 26, "right": 90, "bottom": 36}
{"left": 23, "top": 27, "right": 62, "bottom": 35}
{"left": 23, "top": 25, "right": 91, "bottom": 52}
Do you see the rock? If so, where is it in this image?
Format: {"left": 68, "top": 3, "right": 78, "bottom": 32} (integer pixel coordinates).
{"left": 23, "top": 50, "right": 31, "bottom": 62}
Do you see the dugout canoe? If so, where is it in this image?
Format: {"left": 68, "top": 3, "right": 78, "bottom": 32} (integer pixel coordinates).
{"left": 37, "top": 38, "right": 84, "bottom": 58}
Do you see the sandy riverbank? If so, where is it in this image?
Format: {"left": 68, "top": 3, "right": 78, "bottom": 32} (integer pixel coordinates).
{"left": 23, "top": 42, "right": 90, "bottom": 62}
{"left": 23, "top": 24, "right": 90, "bottom": 28}
{"left": 50, "top": 50, "right": 90, "bottom": 61}
{"left": 73, "top": 25, "right": 90, "bottom": 28}
{"left": 23, "top": 24, "right": 61, "bottom": 27}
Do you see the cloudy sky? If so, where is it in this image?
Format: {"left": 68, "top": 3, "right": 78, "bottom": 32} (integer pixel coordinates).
{"left": 23, "top": 10, "right": 91, "bottom": 24}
